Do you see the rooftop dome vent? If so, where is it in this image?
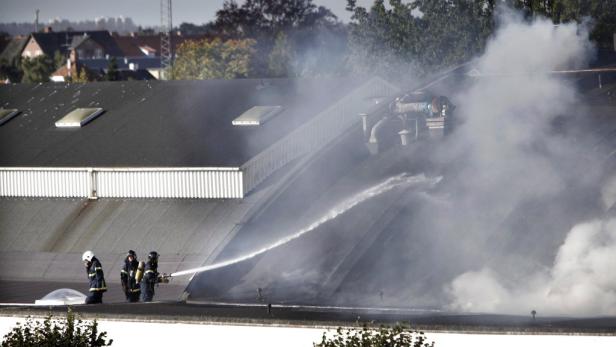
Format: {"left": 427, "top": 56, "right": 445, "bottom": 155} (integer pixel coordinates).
{"left": 232, "top": 106, "right": 283, "bottom": 126}
{"left": 0, "top": 108, "right": 19, "bottom": 126}
{"left": 55, "top": 107, "right": 104, "bottom": 128}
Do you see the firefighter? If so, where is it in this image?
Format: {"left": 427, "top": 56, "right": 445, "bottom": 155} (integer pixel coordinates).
{"left": 82, "top": 250, "right": 107, "bottom": 304}
{"left": 140, "top": 251, "right": 159, "bottom": 302}
{"left": 121, "top": 250, "right": 141, "bottom": 302}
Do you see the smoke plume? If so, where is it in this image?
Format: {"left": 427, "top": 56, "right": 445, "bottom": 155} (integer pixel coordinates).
{"left": 448, "top": 219, "right": 616, "bottom": 316}
{"left": 442, "top": 9, "right": 613, "bottom": 316}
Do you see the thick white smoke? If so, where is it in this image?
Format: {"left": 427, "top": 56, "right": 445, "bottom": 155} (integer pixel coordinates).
{"left": 443, "top": 10, "right": 615, "bottom": 316}
{"left": 448, "top": 219, "right": 616, "bottom": 316}
{"left": 449, "top": 11, "right": 594, "bottom": 211}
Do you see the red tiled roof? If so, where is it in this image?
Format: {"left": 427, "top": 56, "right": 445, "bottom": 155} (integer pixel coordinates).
{"left": 113, "top": 34, "right": 212, "bottom": 57}
{"left": 52, "top": 64, "right": 68, "bottom": 77}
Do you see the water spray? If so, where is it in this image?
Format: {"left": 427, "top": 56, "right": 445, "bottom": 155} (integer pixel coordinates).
{"left": 169, "top": 173, "right": 442, "bottom": 279}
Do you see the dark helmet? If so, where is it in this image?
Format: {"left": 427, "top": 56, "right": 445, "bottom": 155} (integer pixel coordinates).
{"left": 148, "top": 251, "right": 159, "bottom": 261}
{"left": 127, "top": 250, "right": 137, "bottom": 259}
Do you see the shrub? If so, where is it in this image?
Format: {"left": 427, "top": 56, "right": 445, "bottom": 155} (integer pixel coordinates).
{"left": 1, "top": 308, "right": 112, "bottom": 347}
{"left": 315, "top": 324, "right": 434, "bottom": 347}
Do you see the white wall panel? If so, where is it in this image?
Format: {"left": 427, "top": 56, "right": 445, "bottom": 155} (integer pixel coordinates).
{"left": 94, "top": 168, "right": 243, "bottom": 199}
{"left": 0, "top": 168, "right": 243, "bottom": 199}
{"left": 0, "top": 168, "right": 89, "bottom": 198}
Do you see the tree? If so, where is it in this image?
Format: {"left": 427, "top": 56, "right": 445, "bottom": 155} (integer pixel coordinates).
{"left": 178, "top": 22, "right": 215, "bottom": 35}
{"left": 172, "top": 38, "right": 256, "bottom": 80}
{"left": 315, "top": 324, "right": 434, "bottom": 347}
{"left": 268, "top": 31, "right": 295, "bottom": 77}
{"left": 211, "top": 0, "right": 345, "bottom": 77}
{"left": 345, "top": 0, "right": 494, "bottom": 79}
{"left": 588, "top": 0, "right": 616, "bottom": 47}
{"left": 104, "top": 57, "right": 120, "bottom": 81}
{"left": 136, "top": 26, "right": 156, "bottom": 35}
{"left": 72, "top": 67, "right": 92, "bottom": 83}
{"left": 213, "top": 0, "right": 339, "bottom": 38}
{"left": 345, "top": 0, "right": 418, "bottom": 79}
{"left": 1, "top": 308, "right": 113, "bottom": 347}
{"left": 506, "top": 0, "right": 616, "bottom": 48}
{"left": 21, "top": 55, "right": 55, "bottom": 83}
{"left": 413, "top": 0, "right": 494, "bottom": 70}
{"left": 0, "top": 57, "right": 22, "bottom": 82}
{"left": 53, "top": 50, "right": 66, "bottom": 70}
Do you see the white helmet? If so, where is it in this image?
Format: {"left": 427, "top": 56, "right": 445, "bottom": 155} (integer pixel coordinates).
{"left": 82, "top": 250, "right": 94, "bottom": 262}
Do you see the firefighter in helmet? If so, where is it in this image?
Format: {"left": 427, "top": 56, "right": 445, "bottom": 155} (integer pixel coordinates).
{"left": 140, "top": 251, "right": 159, "bottom": 302}
{"left": 82, "top": 250, "right": 107, "bottom": 304}
{"left": 121, "top": 250, "right": 141, "bottom": 302}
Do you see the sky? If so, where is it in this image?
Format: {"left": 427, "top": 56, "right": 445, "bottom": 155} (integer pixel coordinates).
{"left": 0, "top": 0, "right": 375, "bottom": 26}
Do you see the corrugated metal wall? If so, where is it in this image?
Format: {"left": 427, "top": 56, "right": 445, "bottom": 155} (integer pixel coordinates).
{"left": 95, "top": 168, "right": 243, "bottom": 199}
{"left": 0, "top": 168, "right": 243, "bottom": 199}
{"left": 241, "top": 76, "right": 400, "bottom": 193}
{"left": 0, "top": 168, "right": 90, "bottom": 197}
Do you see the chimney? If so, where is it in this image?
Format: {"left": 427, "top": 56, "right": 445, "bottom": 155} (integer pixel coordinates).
{"left": 34, "top": 9, "right": 39, "bottom": 33}
{"left": 68, "top": 48, "right": 78, "bottom": 77}
{"left": 43, "top": 26, "right": 53, "bottom": 33}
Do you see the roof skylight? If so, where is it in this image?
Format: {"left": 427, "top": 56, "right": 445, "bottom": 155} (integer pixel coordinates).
{"left": 232, "top": 106, "right": 283, "bottom": 126}
{"left": 0, "top": 108, "right": 19, "bottom": 126}
{"left": 55, "top": 108, "right": 104, "bottom": 128}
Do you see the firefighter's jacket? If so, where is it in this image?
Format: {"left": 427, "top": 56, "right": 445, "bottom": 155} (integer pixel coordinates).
{"left": 86, "top": 257, "right": 107, "bottom": 293}
{"left": 143, "top": 260, "right": 158, "bottom": 285}
{"left": 121, "top": 257, "right": 141, "bottom": 294}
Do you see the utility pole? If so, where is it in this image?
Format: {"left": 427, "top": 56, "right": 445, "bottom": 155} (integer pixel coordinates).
{"left": 35, "top": 9, "right": 39, "bottom": 33}
{"left": 160, "top": 0, "right": 172, "bottom": 80}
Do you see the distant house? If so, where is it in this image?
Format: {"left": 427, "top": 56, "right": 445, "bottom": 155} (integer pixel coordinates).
{"left": 45, "top": 31, "right": 158, "bottom": 82}
{"left": 113, "top": 33, "right": 210, "bottom": 79}
{"left": 70, "top": 34, "right": 106, "bottom": 59}
{"left": 21, "top": 28, "right": 122, "bottom": 59}
{"left": 3, "top": 29, "right": 212, "bottom": 81}
{"left": 0, "top": 36, "right": 27, "bottom": 79}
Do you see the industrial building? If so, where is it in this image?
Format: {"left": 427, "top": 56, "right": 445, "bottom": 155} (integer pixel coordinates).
{"left": 1, "top": 65, "right": 616, "bottom": 339}
{"left": 0, "top": 76, "right": 400, "bottom": 301}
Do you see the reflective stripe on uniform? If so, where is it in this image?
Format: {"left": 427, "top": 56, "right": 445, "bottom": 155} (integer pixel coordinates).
{"left": 121, "top": 270, "right": 127, "bottom": 274}
{"left": 89, "top": 273, "right": 96, "bottom": 277}
{"left": 145, "top": 270, "right": 155, "bottom": 274}
{"left": 89, "top": 287, "right": 107, "bottom": 292}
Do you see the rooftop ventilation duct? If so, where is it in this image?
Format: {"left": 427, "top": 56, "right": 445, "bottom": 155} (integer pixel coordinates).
{"left": 55, "top": 108, "right": 104, "bottom": 128}
{"left": 0, "top": 108, "right": 19, "bottom": 126}
{"left": 232, "top": 106, "right": 283, "bottom": 126}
